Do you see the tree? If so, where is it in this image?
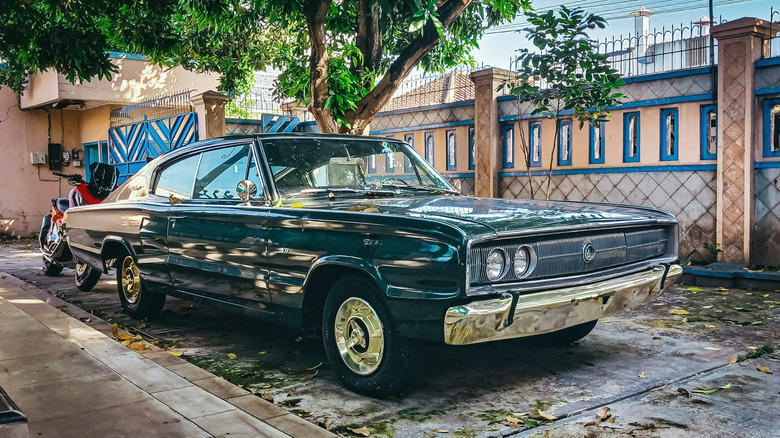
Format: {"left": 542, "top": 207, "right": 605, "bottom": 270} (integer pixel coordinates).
{"left": 502, "top": 7, "right": 624, "bottom": 199}
{"left": 0, "top": 0, "right": 531, "bottom": 134}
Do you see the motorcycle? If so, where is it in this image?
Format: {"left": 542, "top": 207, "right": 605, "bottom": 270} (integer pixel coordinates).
{"left": 40, "top": 162, "right": 119, "bottom": 291}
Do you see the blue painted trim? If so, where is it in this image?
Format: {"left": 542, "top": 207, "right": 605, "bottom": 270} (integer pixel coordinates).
{"left": 107, "top": 52, "right": 147, "bottom": 61}
{"left": 446, "top": 129, "right": 457, "bottom": 171}
{"left": 300, "top": 121, "right": 317, "bottom": 126}
{"left": 502, "top": 125, "right": 515, "bottom": 169}
{"left": 424, "top": 132, "right": 435, "bottom": 166}
{"left": 623, "top": 112, "right": 640, "bottom": 163}
{"left": 498, "top": 94, "right": 713, "bottom": 123}
{"left": 368, "top": 155, "right": 377, "bottom": 174}
{"left": 684, "top": 265, "right": 780, "bottom": 281}
{"left": 557, "top": 119, "right": 572, "bottom": 166}
{"left": 756, "top": 87, "right": 780, "bottom": 96}
{"left": 660, "top": 108, "right": 679, "bottom": 162}
{"left": 442, "top": 172, "right": 475, "bottom": 178}
{"left": 499, "top": 164, "right": 717, "bottom": 177}
{"left": 467, "top": 127, "right": 475, "bottom": 171}
{"left": 226, "top": 118, "right": 263, "bottom": 124}
{"left": 529, "top": 122, "right": 542, "bottom": 168}
{"left": 700, "top": 104, "right": 718, "bottom": 161}
{"left": 404, "top": 134, "right": 415, "bottom": 173}
{"left": 497, "top": 95, "right": 517, "bottom": 102}
{"left": 589, "top": 121, "right": 605, "bottom": 165}
{"left": 376, "top": 100, "right": 474, "bottom": 117}
{"left": 756, "top": 161, "right": 780, "bottom": 168}
{"left": 370, "top": 119, "right": 474, "bottom": 135}
{"left": 756, "top": 57, "right": 780, "bottom": 68}
{"left": 621, "top": 67, "right": 712, "bottom": 84}
{"left": 764, "top": 98, "right": 780, "bottom": 158}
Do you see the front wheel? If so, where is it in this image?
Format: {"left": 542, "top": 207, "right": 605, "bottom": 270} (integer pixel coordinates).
{"left": 74, "top": 260, "right": 102, "bottom": 291}
{"left": 116, "top": 255, "right": 165, "bottom": 319}
{"left": 322, "top": 275, "right": 413, "bottom": 397}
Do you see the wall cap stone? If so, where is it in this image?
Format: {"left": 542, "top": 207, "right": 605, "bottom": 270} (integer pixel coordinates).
{"left": 711, "top": 17, "right": 779, "bottom": 40}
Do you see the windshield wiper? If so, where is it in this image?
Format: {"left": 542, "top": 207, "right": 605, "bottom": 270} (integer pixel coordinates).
{"left": 379, "top": 183, "right": 460, "bottom": 195}
{"left": 284, "top": 187, "right": 395, "bottom": 199}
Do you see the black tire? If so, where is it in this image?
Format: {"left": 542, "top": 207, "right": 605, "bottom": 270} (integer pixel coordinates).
{"left": 42, "top": 259, "right": 63, "bottom": 276}
{"left": 533, "top": 320, "right": 598, "bottom": 345}
{"left": 322, "top": 275, "right": 413, "bottom": 397}
{"left": 74, "top": 260, "right": 102, "bottom": 292}
{"left": 116, "top": 254, "right": 165, "bottom": 319}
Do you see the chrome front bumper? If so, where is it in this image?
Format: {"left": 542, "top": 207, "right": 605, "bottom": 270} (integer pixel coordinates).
{"left": 443, "top": 264, "right": 683, "bottom": 345}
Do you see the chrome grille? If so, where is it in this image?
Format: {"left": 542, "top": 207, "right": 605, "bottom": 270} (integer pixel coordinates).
{"left": 470, "top": 227, "right": 669, "bottom": 285}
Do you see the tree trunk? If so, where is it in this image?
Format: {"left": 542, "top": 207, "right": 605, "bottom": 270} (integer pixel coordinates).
{"left": 304, "top": 0, "right": 339, "bottom": 133}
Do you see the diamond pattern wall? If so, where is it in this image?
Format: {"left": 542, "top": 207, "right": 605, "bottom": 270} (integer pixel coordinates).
{"left": 444, "top": 177, "right": 475, "bottom": 196}
{"left": 226, "top": 121, "right": 264, "bottom": 135}
{"left": 751, "top": 168, "right": 780, "bottom": 266}
{"left": 756, "top": 65, "right": 780, "bottom": 90}
{"left": 372, "top": 104, "right": 475, "bottom": 132}
{"left": 499, "top": 170, "right": 718, "bottom": 262}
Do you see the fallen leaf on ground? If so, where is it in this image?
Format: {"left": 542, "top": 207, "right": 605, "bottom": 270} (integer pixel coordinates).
{"left": 729, "top": 357, "right": 737, "bottom": 364}
{"left": 687, "top": 287, "right": 704, "bottom": 292}
{"left": 506, "top": 414, "right": 524, "bottom": 424}
{"left": 594, "top": 407, "right": 611, "bottom": 423}
{"left": 702, "top": 305, "right": 713, "bottom": 309}
{"left": 306, "top": 362, "right": 323, "bottom": 371}
{"left": 705, "top": 324, "right": 716, "bottom": 328}
{"left": 297, "top": 370, "right": 318, "bottom": 381}
{"left": 670, "top": 309, "right": 689, "bottom": 315}
{"left": 609, "top": 416, "right": 616, "bottom": 423}
{"left": 691, "top": 399, "right": 710, "bottom": 404}
{"left": 536, "top": 410, "right": 557, "bottom": 421}
{"left": 111, "top": 323, "right": 133, "bottom": 341}
{"left": 650, "top": 383, "right": 668, "bottom": 391}
{"left": 291, "top": 408, "right": 311, "bottom": 418}
{"left": 757, "top": 366, "right": 772, "bottom": 374}
{"left": 638, "top": 372, "right": 645, "bottom": 379}
{"left": 432, "top": 429, "right": 449, "bottom": 433}
{"left": 258, "top": 351, "right": 267, "bottom": 355}
{"left": 677, "top": 388, "right": 690, "bottom": 397}
{"left": 704, "top": 347, "right": 721, "bottom": 351}
{"left": 128, "top": 342, "right": 147, "bottom": 351}
{"left": 347, "top": 426, "right": 371, "bottom": 437}
{"left": 288, "top": 390, "right": 294, "bottom": 397}
{"left": 691, "top": 383, "right": 731, "bottom": 394}
{"left": 260, "top": 393, "right": 273, "bottom": 402}
{"left": 279, "top": 398, "right": 301, "bottom": 407}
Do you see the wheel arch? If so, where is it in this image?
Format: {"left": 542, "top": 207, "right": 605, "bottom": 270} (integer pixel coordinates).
{"left": 100, "top": 236, "right": 136, "bottom": 273}
{"left": 301, "top": 257, "right": 387, "bottom": 336}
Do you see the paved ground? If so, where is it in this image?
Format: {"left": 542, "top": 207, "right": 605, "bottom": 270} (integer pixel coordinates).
{"left": 2, "top": 239, "right": 779, "bottom": 437}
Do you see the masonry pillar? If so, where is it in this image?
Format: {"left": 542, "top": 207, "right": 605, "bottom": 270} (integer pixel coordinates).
{"left": 711, "top": 19, "right": 776, "bottom": 264}
{"left": 192, "top": 91, "right": 230, "bottom": 139}
{"left": 470, "top": 68, "right": 514, "bottom": 198}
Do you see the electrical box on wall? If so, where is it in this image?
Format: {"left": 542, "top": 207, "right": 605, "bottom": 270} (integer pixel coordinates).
{"left": 48, "top": 143, "right": 62, "bottom": 171}
{"left": 30, "top": 152, "right": 46, "bottom": 165}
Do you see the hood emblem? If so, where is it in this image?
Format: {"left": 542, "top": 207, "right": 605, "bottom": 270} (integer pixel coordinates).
{"left": 582, "top": 242, "right": 596, "bottom": 263}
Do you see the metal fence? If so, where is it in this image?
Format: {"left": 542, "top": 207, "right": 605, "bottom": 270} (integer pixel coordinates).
{"left": 109, "top": 90, "right": 193, "bottom": 128}
{"left": 767, "top": 7, "right": 779, "bottom": 59}
{"left": 382, "top": 66, "right": 482, "bottom": 112}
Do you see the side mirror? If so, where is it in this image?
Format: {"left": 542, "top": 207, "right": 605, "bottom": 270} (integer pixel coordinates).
{"left": 236, "top": 180, "right": 258, "bottom": 202}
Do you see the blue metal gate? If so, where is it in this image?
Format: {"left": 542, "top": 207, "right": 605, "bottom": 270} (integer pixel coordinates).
{"left": 107, "top": 112, "right": 198, "bottom": 182}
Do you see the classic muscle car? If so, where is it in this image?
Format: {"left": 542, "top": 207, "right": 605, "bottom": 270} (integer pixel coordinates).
{"left": 65, "top": 133, "right": 682, "bottom": 396}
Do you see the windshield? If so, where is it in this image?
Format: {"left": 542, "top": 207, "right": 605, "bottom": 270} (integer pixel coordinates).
{"left": 259, "top": 137, "right": 457, "bottom": 199}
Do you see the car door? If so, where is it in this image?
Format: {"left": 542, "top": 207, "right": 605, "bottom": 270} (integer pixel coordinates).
{"left": 165, "top": 142, "right": 272, "bottom": 310}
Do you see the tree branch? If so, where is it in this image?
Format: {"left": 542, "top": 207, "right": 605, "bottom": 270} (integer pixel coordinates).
{"left": 345, "top": 0, "right": 473, "bottom": 133}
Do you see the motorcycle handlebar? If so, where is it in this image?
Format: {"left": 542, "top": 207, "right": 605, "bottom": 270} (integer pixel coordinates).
{"left": 52, "top": 172, "right": 84, "bottom": 184}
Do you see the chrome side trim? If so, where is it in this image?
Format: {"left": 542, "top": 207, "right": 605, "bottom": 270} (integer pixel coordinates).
{"left": 444, "top": 264, "right": 683, "bottom": 345}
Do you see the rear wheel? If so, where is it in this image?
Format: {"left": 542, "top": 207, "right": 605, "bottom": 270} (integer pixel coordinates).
{"left": 116, "top": 255, "right": 165, "bottom": 319}
{"left": 322, "top": 275, "right": 413, "bottom": 397}
{"left": 74, "top": 260, "right": 102, "bottom": 292}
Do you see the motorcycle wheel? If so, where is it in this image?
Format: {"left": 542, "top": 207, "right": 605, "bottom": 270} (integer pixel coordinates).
{"left": 42, "top": 259, "right": 63, "bottom": 276}
{"left": 75, "top": 260, "right": 101, "bottom": 292}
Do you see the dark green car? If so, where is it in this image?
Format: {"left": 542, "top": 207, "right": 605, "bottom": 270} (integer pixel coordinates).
{"left": 65, "top": 133, "right": 681, "bottom": 396}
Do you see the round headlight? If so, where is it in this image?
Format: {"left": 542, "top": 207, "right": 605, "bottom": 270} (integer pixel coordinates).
{"left": 514, "top": 247, "right": 530, "bottom": 277}
{"left": 485, "top": 249, "right": 507, "bottom": 281}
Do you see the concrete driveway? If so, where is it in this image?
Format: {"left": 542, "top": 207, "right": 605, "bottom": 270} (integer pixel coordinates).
{"left": 2, "top": 240, "right": 778, "bottom": 437}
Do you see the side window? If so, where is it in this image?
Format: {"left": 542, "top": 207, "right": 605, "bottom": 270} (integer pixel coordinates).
{"left": 194, "top": 144, "right": 251, "bottom": 200}
{"left": 557, "top": 119, "right": 572, "bottom": 166}
{"left": 764, "top": 98, "right": 780, "bottom": 158}
{"left": 700, "top": 104, "right": 718, "bottom": 160}
{"left": 660, "top": 108, "right": 679, "bottom": 161}
{"left": 623, "top": 112, "right": 641, "bottom": 163}
{"left": 529, "top": 122, "right": 542, "bottom": 167}
{"left": 155, "top": 155, "right": 200, "bottom": 199}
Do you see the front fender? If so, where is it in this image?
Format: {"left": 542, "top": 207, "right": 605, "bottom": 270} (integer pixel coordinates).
{"left": 304, "top": 255, "right": 387, "bottom": 294}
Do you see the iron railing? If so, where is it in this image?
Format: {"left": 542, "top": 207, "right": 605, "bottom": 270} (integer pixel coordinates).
{"left": 110, "top": 90, "right": 193, "bottom": 128}
{"left": 767, "top": 7, "right": 779, "bottom": 59}
{"left": 382, "top": 65, "right": 482, "bottom": 112}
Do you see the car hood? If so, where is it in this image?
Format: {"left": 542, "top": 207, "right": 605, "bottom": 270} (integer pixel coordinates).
{"left": 314, "top": 195, "right": 675, "bottom": 238}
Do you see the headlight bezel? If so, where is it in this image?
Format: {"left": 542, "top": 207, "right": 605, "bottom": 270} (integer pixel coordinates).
{"left": 485, "top": 248, "right": 509, "bottom": 282}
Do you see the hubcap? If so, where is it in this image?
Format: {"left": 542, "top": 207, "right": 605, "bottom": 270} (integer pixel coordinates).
{"left": 120, "top": 257, "right": 141, "bottom": 304}
{"left": 75, "top": 261, "right": 88, "bottom": 278}
{"left": 334, "top": 297, "right": 384, "bottom": 376}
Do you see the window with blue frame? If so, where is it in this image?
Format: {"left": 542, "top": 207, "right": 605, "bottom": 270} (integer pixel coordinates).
{"left": 468, "top": 127, "right": 475, "bottom": 170}
{"left": 446, "top": 129, "right": 457, "bottom": 171}
{"left": 557, "top": 119, "right": 572, "bottom": 166}
{"left": 660, "top": 108, "right": 679, "bottom": 161}
{"left": 764, "top": 98, "right": 780, "bottom": 158}
{"left": 384, "top": 136, "right": 396, "bottom": 173}
{"left": 424, "top": 132, "right": 435, "bottom": 165}
{"left": 503, "top": 124, "right": 514, "bottom": 168}
{"left": 529, "top": 122, "right": 542, "bottom": 167}
{"left": 700, "top": 104, "right": 717, "bottom": 160}
{"left": 589, "top": 121, "right": 605, "bottom": 164}
{"left": 368, "top": 154, "right": 377, "bottom": 174}
{"left": 404, "top": 133, "right": 415, "bottom": 172}
{"left": 623, "top": 112, "right": 640, "bottom": 163}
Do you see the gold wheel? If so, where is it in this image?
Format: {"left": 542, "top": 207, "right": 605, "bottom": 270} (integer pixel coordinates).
{"left": 334, "top": 297, "right": 385, "bottom": 376}
{"left": 120, "top": 256, "right": 141, "bottom": 305}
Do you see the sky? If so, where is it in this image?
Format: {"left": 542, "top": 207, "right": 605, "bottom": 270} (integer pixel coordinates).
{"left": 472, "top": 0, "right": 778, "bottom": 68}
